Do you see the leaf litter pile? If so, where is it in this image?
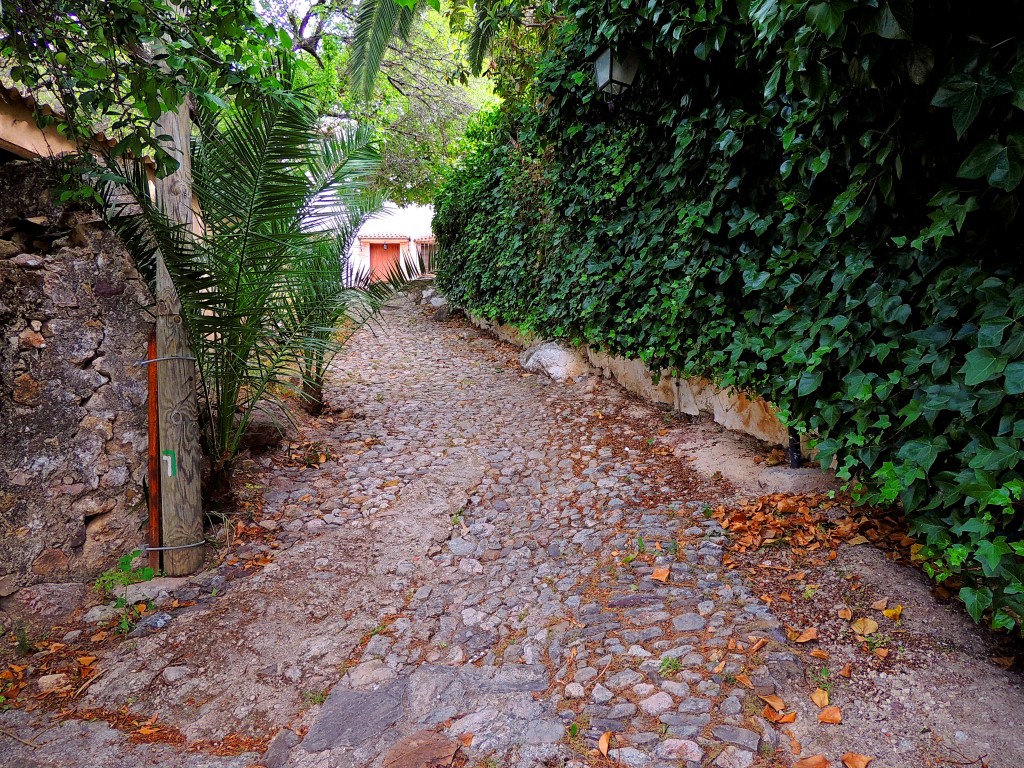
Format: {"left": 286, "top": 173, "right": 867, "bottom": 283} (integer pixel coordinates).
{"left": 711, "top": 492, "right": 928, "bottom": 768}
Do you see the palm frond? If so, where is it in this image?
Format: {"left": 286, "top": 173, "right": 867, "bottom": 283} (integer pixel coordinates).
{"left": 349, "top": 0, "right": 426, "bottom": 99}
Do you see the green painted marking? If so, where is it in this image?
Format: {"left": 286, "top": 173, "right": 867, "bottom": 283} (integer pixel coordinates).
{"left": 161, "top": 449, "right": 177, "bottom": 477}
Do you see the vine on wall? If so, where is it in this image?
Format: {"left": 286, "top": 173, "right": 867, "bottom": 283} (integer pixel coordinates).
{"left": 434, "top": 0, "right": 1024, "bottom": 628}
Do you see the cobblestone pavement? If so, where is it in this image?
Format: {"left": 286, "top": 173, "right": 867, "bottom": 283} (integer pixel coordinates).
{"left": 0, "top": 297, "right": 795, "bottom": 768}
{"left": 273, "top": 298, "right": 794, "bottom": 768}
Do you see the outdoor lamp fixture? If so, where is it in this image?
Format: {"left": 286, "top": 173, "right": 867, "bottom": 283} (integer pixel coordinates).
{"left": 593, "top": 46, "right": 640, "bottom": 99}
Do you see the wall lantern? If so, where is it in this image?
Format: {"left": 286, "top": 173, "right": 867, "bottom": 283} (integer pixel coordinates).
{"left": 593, "top": 46, "right": 640, "bottom": 98}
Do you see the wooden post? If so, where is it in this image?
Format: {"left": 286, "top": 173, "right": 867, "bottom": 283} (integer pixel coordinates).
{"left": 152, "top": 3, "right": 204, "bottom": 575}
{"left": 146, "top": 330, "right": 162, "bottom": 572}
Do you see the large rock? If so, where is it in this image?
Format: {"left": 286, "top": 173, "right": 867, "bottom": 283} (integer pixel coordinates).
{"left": 519, "top": 342, "right": 591, "bottom": 382}
{"left": 237, "top": 402, "right": 297, "bottom": 451}
{"left": 301, "top": 679, "right": 407, "bottom": 752}
{"left": 0, "top": 582, "right": 86, "bottom": 624}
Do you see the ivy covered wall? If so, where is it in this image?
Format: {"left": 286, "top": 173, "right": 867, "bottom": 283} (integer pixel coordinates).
{"left": 433, "top": 0, "right": 1024, "bottom": 627}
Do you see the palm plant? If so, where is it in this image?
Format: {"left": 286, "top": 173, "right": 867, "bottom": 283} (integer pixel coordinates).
{"left": 102, "top": 89, "right": 411, "bottom": 498}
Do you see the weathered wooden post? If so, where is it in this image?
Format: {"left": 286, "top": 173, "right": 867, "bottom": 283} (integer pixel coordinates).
{"left": 152, "top": 1, "right": 204, "bottom": 576}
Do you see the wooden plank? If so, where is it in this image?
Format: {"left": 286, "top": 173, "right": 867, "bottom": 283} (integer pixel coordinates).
{"left": 146, "top": 330, "right": 161, "bottom": 571}
{"left": 152, "top": 7, "right": 204, "bottom": 576}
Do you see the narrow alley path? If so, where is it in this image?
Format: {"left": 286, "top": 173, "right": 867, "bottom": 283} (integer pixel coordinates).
{"left": 5, "top": 295, "right": 1021, "bottom": 768}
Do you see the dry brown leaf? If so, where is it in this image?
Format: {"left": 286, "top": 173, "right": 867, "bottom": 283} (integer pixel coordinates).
{"left": 598, "top": 731, "right": 612, "bottom": 757}
{"left": 458, "top": 733, "right": 474, "bottom": 748}
{"left": 795, "top": 627, "right": 819, "bottom": 643}
{"left": 89, "top": 631, "right": 107, "bottom": 643}
{"left": 873, "top": 648, "right": 890, "bottom": 659}
{"left": 77, "top": 656, "right": 97, "bottom": 667}
{"left": 871, "top": 598, "right": 889, "bottom": 611}
{"left": 762, "top": 704, "right": 784, "bottom": 723}
{"left": 777, "top": 710, "right": 797, "bottom": 723}
{"left": 818, "top": 706, "right": 842, "bottom": 724}
{"left": 851, "top": 617, "right": 878, "bottom": 636}
{"left": 137, "top": 727, "right": 161, "bottom": 736}
{"left": 651, "top": 567, "right": 670, "bottom": 583}
{"left": 839, "top": 664, "right": 852, "bottom": 678}
{"left": 810, "top": 688, "right": 829, "bottom": 708}
{"left": 712, "top": 659, "right": 727, "bottom": 674}
{"left": 749, "top": 637, "right": 769, "bottom": 653}
{"left": 838, "top": 607, "right": 853, "bottom": 620}
{"left": 883, "top": 605, "right": 903, "bottom": 621}
{"left": 847, "top": 535, "right": 870, "bottom": 545}
{"left": 760, "top": 694, "right": 786, "bottom": 711}
{"left": 735, "top": 674, "right": 754, "bottom": 689}
{"left": 794, "top": 756, "right": 830, "bottom": 768}
{"left": 841, "top": 753, "right": 874, "bottom": 768}
{"left": 810, "top": 649, "right": 830, "bottom": 660}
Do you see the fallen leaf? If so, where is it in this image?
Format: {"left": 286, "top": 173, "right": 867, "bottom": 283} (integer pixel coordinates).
{"left": 847, "top": 535, "right": 870, "bottom": 545}
{"left": 871, "top": 598, "right": 889, "bottom": 611}
{"left": 810, "top": 649, "right": 830, "bottom": 660}
{"left": 794, "top": 756, "right": 830, "bottom": 768}
{"left": 818, "top": 706, "right": 842, "bottom": 724}
{"left": 137, "top": 727, "right": 161, "bottom": 736}
{"left": 651, "top": 567, "right": 670, "bottom": 583}
{"left": 883, "top": 605, "right": 903, "bottom": 621}
{"left": 89, "top": 632, "right": 107, "bottom": 643}
{"left": 873, "top": 648, "right": 890, "bottom": 659}
{"left": 777, "top": 710, "right": 797, "bottom": 723}
{"left": 735, "top": 674, "right": 754, "bottom": 689}
{"left": 712, "top": 659, "right": 727, "bottom": 674}
{"left": 77, "top": 656, "right": 97, "bottom": 667}
{"left": 841, "top": 753, "right": 874, "bottom": 768}
{"left": 458, "top": 733, "right": 473, "bottom": 748}
{"left": 839, "top": 664, "right": 852, "bottom": 678}
{"left": 838, "top": 607, "right": 853, "bottom": 620}
{"left": 851, "top": 617, "right": 878, "bottom": 636}
{"left": 598, "top": 731, "right": 612, "bottom": 757}
{"left": 810, "top": 688, "right": 829, "bottom": 708}
{"left": 795, "top": 627, "right": 818, "bottom": 643}
{"left": 759, "top": 694, "right": 786, "bottom": 711}
{"left": 749, "top": 637, "right": 769, "bottom": 653}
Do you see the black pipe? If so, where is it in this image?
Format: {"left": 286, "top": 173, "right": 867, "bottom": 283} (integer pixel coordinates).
{"left": 788, "top": 427, "right": 802, "bottom": 469}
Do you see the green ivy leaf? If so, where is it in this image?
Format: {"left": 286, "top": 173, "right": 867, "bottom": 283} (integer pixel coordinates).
{"left": 960, "top": 348, "right": 1008, "bottom": 386}
{"left": 960, "top": 585, "right": 993, "bottom": 622}
{"left": 974, "top": 538, "right": 1013, "bottom": 577}
{"left": 805, "top": 1, "right": 850, "bottom": 37}
{"left": 1004, "top": 361, "right": 1024, "bottom": 395}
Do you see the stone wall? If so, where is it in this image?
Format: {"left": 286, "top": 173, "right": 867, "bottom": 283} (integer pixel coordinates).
{"left": 465, "top": 311, "right": 791, "bottom": 447}
{"left": 0, "top": 161, "right": 152, "bottom": 617}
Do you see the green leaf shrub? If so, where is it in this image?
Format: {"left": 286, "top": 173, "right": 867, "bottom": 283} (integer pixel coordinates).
{"left": 434, "top": 0, "right": 1024, "bottom": 629}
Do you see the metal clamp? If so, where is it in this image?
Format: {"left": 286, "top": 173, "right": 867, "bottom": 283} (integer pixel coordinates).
{"left": 135, "top": 355, "right": 197, "bottom": 366}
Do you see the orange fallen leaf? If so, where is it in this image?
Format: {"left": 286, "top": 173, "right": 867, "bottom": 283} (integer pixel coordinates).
{"left": 873, "top": 648, "right": 890, "bottom": 659}
{"left": 77, "top": 656, "right": 97, "bottom": 667}
{"left": 795, "top": 627, "right": 818, "bottom": 643}
{"left": 838, "top": 607, "right": 853, "bottom": 620}
{"left": 779, "top": 592, "right": 794, "bottom": 603}
{"left": 883, "top": 605, "right": 903, "bottom": 621}
{"left": 598, "top": 731, "right": 612, "bottom": 757}
{"left": 871, "top": 598, "right": 889, "bottom": 611}
{"left": 810, "top": 688, "right": 829, "bottom": 708}
{"left": 839, "top": 664, "right": 852, "bottom": 678}
{"left": 851, "top": 617, "right": 878, "bottom": 636}
{"left": 847, "top": 535, "right": 870, "bottom": 545}
{"left": 749, "top": 637, "right": 769, "bottom": 653}
{"left": 458, "top": 733, "right": 474, "bottom": 747}
{"left": 776, "top": 710, "right": 797, "bottom": 723}
{"left": 841, "top": 753, "right": 874, "bottom": 768}
{"left": 735, "top": 674, "right": 753, "bottom": 689}
{"left": 651, "top": 567, "right": 670, "bottom": 583}
{"left": 810, "top": 649, "right": 830, "bottom": 660}
{"left": 759, "top": 694, "right": 786, "bottom": 710}
{"left": 89, "top": 631, "right": 107, "bottom": 643}
{"left": 818, "top": 705, "right": 842, "bottom": 724}
{"left": 712, "top": 659, "right": 727, "bottom": 674}
{"left": 137, "top": 727, "right": 161, "bottom": 736}
{"left": 794, "top": 756, "right": 830, "bottom": 768}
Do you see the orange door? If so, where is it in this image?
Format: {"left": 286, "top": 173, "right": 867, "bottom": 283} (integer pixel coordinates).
{"left": 369, "top": 243, "right": 400, "bottom": 282}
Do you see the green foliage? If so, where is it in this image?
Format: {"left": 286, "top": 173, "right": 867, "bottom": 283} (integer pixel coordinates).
{"left": 434, "top": 0, "right": 1024, "bottom": 629}
{"left": 0, "top": 0, "right": 290, "bottom": 175}
{"left": 101, "top": 85, "right": 408, "bottom": 483}
{"left": 94, "top": 549, "right": 156, "bottom": 596}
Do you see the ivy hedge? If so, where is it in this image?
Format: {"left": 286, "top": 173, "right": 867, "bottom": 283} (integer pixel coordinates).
{"left": 433, "top": 0, "right": 1024, "bottom": 628}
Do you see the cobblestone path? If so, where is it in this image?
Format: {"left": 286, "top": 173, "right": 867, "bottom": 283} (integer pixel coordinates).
{"left": 272, "top": 298, "right": 792, "bottom": 768}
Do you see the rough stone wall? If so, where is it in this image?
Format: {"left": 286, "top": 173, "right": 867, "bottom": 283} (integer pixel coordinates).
{"left": 0, "top": 160, "right": 152, "bottom": 612}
